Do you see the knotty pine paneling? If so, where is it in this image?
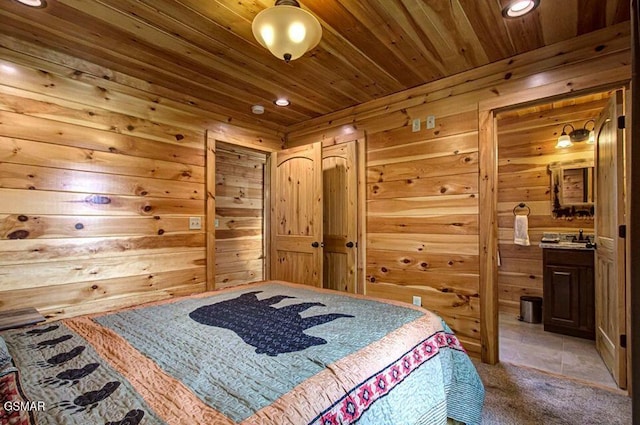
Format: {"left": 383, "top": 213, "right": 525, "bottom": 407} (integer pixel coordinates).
{"left": 286, "top": 27, "right": 630, "bottom": 358}
{"left": 495, "top": 93, "right": 603, "bottom": 314}
{"left": 0, "top": 101, "right": 206, "bottom": 319}
{"left": 215, "top": 142, "right": 266, "bottom": 289}
{"left": 0, "top": 1, "right": 628, "bottom": 128}
{"left": 0, "top": 52, "right": 276, "bottom": 320}
{"left": 365, "top": 119, "right": 481, "bottom": 346}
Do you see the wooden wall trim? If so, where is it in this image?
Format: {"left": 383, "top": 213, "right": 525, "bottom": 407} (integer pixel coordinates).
{"left": 206, "top": 129, "right": 283, "bottom": 153}
{"left": 478, "top": 109, "right": 498, "bottom": 364}
{"left": 318, "top": 130, "right": 367, "bottom": 148}
{"left": 205, "top": 131, "right": 216, "bottom": 292}
{"left": 264, "top": 154, "right": 272, "bottom": 281}
{"left": 479, "top": 72, "right": 630, "bottom": 112}
{"left": 630, "top": 0, "right": 639, "bottom": 410}
{"left": 357, "top": 136, "right": 367, "bottom": 296}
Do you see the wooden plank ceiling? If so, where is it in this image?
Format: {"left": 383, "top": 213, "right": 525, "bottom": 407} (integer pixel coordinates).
{"left": 0, "top": 0, "right": 630, "bottom": 132}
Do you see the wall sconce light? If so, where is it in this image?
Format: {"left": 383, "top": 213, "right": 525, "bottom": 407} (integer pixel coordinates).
{"left": 556, "top": 120, "right": 596, "bottom": 148}
{"left": 252, "top": 0, "right": 322, "bottom": 63}
{"left": 586, "top": 123, "right": 596, "bottom": 144}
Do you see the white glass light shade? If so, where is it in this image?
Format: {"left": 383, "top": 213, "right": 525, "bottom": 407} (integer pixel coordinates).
{"left": 252, "top": 5, "right": 322, "bottom": 62}
{"left": 556, "top": 134, "right": 573, "bottom": 149}
{"left": 587, "top": 130, "right": 595, "bottom": 144}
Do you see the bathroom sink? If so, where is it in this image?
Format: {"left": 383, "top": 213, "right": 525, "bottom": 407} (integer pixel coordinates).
{"left": 539, "top": 232, "right": 595, "bottom": 249}
{"left": 557, "top": 241, "right": 591, "bottom": 248}
{"left": 539, "top": 240, "right": 594, "bottom": 250}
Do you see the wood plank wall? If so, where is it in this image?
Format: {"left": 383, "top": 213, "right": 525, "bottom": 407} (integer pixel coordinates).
{"left": 215, "top": 142, "right": 266, "bottom": 288}
{"left": 365, "top": 119, "right": 481, "bottom": 356}
{"left": 0, "top": 76, "right": 207, "bottom": 320}
{"left": 496, "top": 94, "right": 604, "bottom": 314}
{"left": 286, "top": 24, "right": 631, "bottom": 358}
{"left": 0, "top": 38, "right": 282, "bottom": 320}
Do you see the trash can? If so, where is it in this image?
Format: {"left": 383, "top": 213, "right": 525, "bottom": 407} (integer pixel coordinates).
{"left": 518, "top": 296, "right": 542, "bottom": 323}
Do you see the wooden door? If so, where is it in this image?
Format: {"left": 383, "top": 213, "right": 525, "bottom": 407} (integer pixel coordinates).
{"left": 270, "top": 142, "right": 323, "bottom": 286}
{"left": 322, "top": 142, "right": 357, "bottom": 292}
{"left": 594, "top": 90, "right": 626, "bottom": 388}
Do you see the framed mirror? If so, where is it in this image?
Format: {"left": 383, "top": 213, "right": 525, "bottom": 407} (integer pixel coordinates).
{"left": 548, "top": 159, "right": 594, "bottom": 218}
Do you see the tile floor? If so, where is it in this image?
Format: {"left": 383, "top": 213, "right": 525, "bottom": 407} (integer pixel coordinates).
{"left": 499, "top": 311, "right": 617, "bottom": 389}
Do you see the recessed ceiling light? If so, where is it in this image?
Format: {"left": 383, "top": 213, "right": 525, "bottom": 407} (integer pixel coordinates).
{"left": 501, "top": 0, "right": 539, "bottom": 18}
{"left": 274, "top": 98, "right": 290, "bottom": 107}
{"left": 14, "top": 0, "right": 47, "bottom": 7}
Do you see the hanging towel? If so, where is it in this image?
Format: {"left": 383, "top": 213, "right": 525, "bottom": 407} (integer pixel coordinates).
{"left": 513, "top": 215, "right": 531, "bottom": 246}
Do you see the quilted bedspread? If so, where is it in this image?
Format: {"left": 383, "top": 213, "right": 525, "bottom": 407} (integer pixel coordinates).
{"left": 0, "top": 281, "right": 484, "bottom": 425}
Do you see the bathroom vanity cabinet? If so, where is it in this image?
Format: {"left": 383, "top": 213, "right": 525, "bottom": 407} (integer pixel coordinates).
{"left": 542, "top": 247, "right": 595, "bottom": 339}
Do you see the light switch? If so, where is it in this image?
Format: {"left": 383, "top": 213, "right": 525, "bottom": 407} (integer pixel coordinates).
{"left": 412, "top": 118, "right": 421, "bottom": 132}
{"left": 189, "top": 217, "right": 202, "bottom": 230}
{"left": 426, "top": 115, "right": 435, "bottom": 129}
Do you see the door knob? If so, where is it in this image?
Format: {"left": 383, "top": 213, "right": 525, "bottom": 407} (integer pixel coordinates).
{"left": 311, "top": 241, "right": 320, "bottom": 248}
{"left": 346, "top": 241, "right": 355, "bottom": 248}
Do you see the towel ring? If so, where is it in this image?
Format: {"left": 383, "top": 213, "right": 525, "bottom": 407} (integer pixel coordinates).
{"left": 513, "top": 202, "right": 530, "bottom": 216}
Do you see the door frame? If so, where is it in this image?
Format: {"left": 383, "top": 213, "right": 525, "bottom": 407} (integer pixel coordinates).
{"left": 477, "top": 80, "right": 631, "bottom": 367}
{"left": 206, "top": 130, "right": 282, "bottom": 291}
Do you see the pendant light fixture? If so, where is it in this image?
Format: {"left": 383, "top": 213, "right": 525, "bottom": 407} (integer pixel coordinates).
{"left": 252, "top": 0, "right": 322, "bottom": 63}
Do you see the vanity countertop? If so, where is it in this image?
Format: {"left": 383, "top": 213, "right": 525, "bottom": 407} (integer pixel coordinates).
{"left": 539, "top": 242, "right": 595, "bottom": 250}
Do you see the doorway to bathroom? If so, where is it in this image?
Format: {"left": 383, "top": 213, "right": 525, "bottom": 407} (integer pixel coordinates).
{"left": 494, "top": 90, "right": 617, "bottom": 388}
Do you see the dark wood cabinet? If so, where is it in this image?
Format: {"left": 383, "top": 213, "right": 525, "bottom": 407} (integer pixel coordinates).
{"left": 543, "top": 248, "right": 595, "bottom": 339}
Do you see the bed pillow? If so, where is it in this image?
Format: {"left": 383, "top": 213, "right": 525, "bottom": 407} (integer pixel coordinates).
{"left": 0, "top": 336, "right": 11, "bottom": 370}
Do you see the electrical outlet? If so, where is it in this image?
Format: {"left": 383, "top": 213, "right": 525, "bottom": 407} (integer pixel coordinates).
{"left": 426, "top": 115, "right": 436, "bottom": 129}
{"left": 412, "top": 118, "right": 421, "bottom": 132}
{"left": 412, "top": 296, "right": 422, "bottom": 306}
{"left": 189, "top": 216, "right": 202, "bottom": 230}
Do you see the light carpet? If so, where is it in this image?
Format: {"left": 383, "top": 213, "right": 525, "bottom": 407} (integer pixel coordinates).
{"left": 473, "top": 360, "right": 631, "bottom": 424}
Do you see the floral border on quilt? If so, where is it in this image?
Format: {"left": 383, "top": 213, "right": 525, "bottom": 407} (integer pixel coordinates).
{"left": 311, "top": 331, "right": 465, "bottom": 425}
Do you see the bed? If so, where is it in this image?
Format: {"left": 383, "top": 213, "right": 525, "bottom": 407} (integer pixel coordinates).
{"left": 0, "top": 280, "right": 484, "bottom": 425}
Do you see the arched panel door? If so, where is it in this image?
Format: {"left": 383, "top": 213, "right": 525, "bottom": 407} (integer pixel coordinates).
{"left": 322, "top": 142, "right": 357, "bottom": 293}
{"left": 270, "top": 142, "right": 323, "bottom": 286}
